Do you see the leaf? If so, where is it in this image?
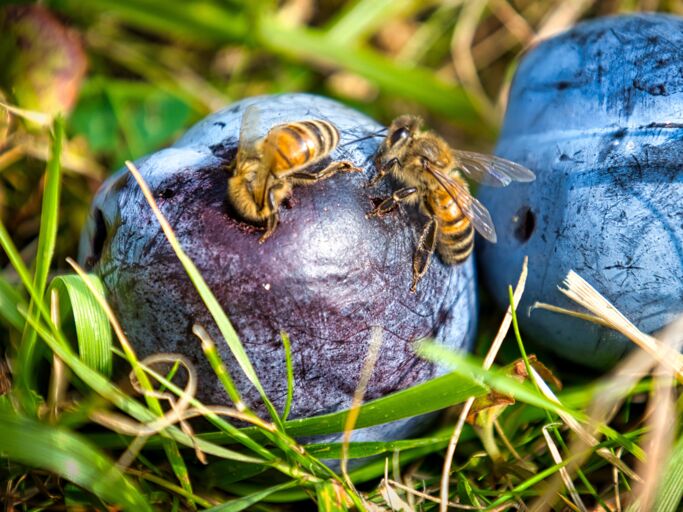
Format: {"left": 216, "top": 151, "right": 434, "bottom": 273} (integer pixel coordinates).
{"left": 378, "top": 480, "right": 411, "bottom": 512}
{"left": 315, "top": 480, "right": 353, "bottom": 512}
{"left": 0, "top": 401, "right": 152, "bottom": 511}
{"left": 467, "top": 355, "right": 562, "bottom": 426}
{"left": 0, "top": 6, "right": 86, "bottom": 120}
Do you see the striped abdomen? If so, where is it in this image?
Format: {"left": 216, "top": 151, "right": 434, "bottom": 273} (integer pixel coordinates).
{"left": 428, "top": 186, "right": 475, "bottom": 265}
{"left": 264, "top": 120, "right": 340, "bottom": 175}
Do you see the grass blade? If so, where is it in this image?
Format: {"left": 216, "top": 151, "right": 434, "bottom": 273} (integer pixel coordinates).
{"left": 0, "top": 275, "right": 26, "bottom": 330}
{"left": 283, "top": 370, "right": 484, "bottom": 438}
{"left": 90, "top": 369, "right": 484, "bottom": 449}
{"left": 206, "top": 481, "right": 298, "bottom": 512}
{"left": 258, "top": 16, "right": 492, "bottom": 136}
{"left": 49, "top": 274, "right": 113, "bottom": 377}
{"left": 0, "top": 228, "right": 260, "bottom": 465}
{"left": 0, "top": 400, "right": 152, "bottom": 511}
{"left": 125, "top": 161, "right": 282, "bottom": 427}
{"left": 15, "top": 116, "right": 64, "bottom": 406}
{"left": 280, "top": 331, "right": 294, "bottom": 422}
{"left": 654, "top": 433, "right": 683, "bottom": 512}
{"left": 51, "top": 0, "right": 248, "bottom": 43}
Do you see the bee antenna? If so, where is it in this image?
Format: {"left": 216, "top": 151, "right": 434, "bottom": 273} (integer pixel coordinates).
{"left": 341, "top": 129, "right": 388, "bottom": 147}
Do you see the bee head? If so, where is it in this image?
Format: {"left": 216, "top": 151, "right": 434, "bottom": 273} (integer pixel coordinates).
{"left": 386, "top": 115, "right": 421, "bottom": 148}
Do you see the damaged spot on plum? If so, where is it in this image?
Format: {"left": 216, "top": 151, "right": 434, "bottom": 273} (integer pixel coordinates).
{"left": 158, "top": 188, "right": 175, "bottom": 200}
{"left": 513, "top": 206, "right": 535, "bottom": 243}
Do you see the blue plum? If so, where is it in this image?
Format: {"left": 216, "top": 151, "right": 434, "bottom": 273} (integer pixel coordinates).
{"left": 79, "top": 94, "right": 477, "bottom": 441}
{"left": 478, "top": 14, "right": 683, "bottom": 368}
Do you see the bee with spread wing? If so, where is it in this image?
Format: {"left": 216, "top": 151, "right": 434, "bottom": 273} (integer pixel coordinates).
{"left": 369, "top": 115, "right": 535, "bottom": 291}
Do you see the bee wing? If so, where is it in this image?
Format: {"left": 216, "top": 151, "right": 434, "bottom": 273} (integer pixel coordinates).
{"left": 238, "top": 104, "right": 265, "bottom": 160}
{"left": 424, "top": 163, "right": 498, "bottom": 243}
{"left": 452, "top": 150, "right": 535, "bottom": 187}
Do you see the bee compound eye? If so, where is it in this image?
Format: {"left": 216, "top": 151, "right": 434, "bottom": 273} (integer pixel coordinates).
{"left": 389, "top": 127, "right": 410, "bottom": 146}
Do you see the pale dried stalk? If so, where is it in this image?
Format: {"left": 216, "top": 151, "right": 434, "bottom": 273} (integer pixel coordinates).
{"left": 530, "top": 302, "right": 612, "bottom": 329}
{"left": 529, "top": 272, "right": 683, "bottom": 511}
{"left": 439, "top": 256, "right": 528, "bottom": 512}
{"left": 489, "top": 0, "right": 535, "bottom": 43}
{"left": 559, "top": 271, "right": 683, "bottom": 381}
{"left": 613, "top": 448, "right": 623, "bottom": 512}
{"left": 450, "top": 0, "right": 499, "bottom": 125}
{"left": 541, "top": 424, "right": 587, "bottom": 512}
{"left": 533, "top": 0, "right": 595, "bottom": 43}
{"left": 341, "top": 326, "right": 384, "bottom": 487}
{"left": 529, "top": 366, "right": 637, "bottom": 480}
{"left": 632, "top": 316, "right": 683, "bottom": 511}
{"left": 0, "top": 101, "right": 52, "bottom": 126}
{"left": 387, "top": 478, "right": 498, "bottom": 510}
{"left": 48, "top": 288, "right": 68, "bottom": 422}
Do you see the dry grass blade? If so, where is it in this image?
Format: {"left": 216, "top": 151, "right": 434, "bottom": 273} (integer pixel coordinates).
{"left": 0, "top": 101, "right": 52, "bottom": 127}
{"left": 341, "top": 325, "right": 384, "bottom": 486}
{"left": 534, "top": 0, "right": 595, "bottom": 42}
{"left": 450, "top": 0, "right": 499, "bottom": 125}
{"left": 614, "top": 447, "right": 624, "bottom": 512}
{"left": 632, "top": 316, "right": 683, "bottom": 511}
{"left": 530, "top": 273, "right": 683, "bottom": 511}
{"left": 439, "top": 256, "right": 528, "bottom": 512}
{"left": 47, "top": 289, "right": 68, "bottom": 422}
{"left": 541, "top": 424, "right": 587, "bottom": 512}
{"left": 378, "top": 478, "right": 412, "bottom": 512}
{"left": 386, "top": 478, "right": 489, "bottom": 510}
{"left": 530, "top": 302, "right": 611, "bottom": 329}
{"left": 558, "top": 271, "right": 683, "bottom": 381}
{"left": 528, "top": 366, "right": 638, "bottom": 480}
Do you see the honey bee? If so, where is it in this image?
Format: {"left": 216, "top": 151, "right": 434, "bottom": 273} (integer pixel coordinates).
{"left": 369, "top": 115, "right": 535, "bottom": 291}
{"left": 228, "top": 105, "right": 360, "bottom": 242}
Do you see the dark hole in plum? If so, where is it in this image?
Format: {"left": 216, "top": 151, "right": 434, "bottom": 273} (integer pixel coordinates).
{"left": 158, "top": 187, "right": 175, "bottom": 200}
{"left": 87, "top": 208, "right": 107, "bottom": 269}
{"left": 513, "top": 206, "right": 535, "bottom": 243}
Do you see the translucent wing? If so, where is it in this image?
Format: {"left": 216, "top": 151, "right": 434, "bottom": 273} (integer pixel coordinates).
{"left": 424, "top": 163, "right": 498, "bottom": 243}
{"left": 453, "top": 150, "right": 535, "bottom": 187}
{"left": 237, "top": 104, "right": 265, "bottom": 160}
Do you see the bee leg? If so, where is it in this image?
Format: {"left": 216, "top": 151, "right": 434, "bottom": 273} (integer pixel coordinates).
{"left": 368, "top": 158, "right": 399, "bottom": 187}
{"left": 288, "top": 160, "right": 360, "bottom": 183}
{"left": 367, "top": 187, "right": 417, "bottom": 217}
{"left": 259, "top": 183, "right": 285, "bottom": 244}
{"left": 411, "top": 216, "right": 438, "bottom": 292}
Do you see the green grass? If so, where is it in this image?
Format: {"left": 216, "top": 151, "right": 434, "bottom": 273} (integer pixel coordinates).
{"left": 1, "top": 0, "right": 682, "bottom": 510}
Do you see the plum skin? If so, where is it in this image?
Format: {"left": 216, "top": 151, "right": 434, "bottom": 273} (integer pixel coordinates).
{"left": 79, "top": 94, "right": 477, "bottom": 441}
{"left": 478, "top": 14, "right": 683, "bottom": 369}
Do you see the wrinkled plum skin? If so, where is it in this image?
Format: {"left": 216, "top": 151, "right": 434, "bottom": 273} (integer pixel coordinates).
{"left": 80, "top": 94, "right": 476, "bottom": 441}
{"left": 478, "top": 14, "right": 683, "bottom": 369}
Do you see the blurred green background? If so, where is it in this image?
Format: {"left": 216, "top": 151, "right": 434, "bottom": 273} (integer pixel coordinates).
{"left": 1, "top": 0, "right": 681, "bottom": 273}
